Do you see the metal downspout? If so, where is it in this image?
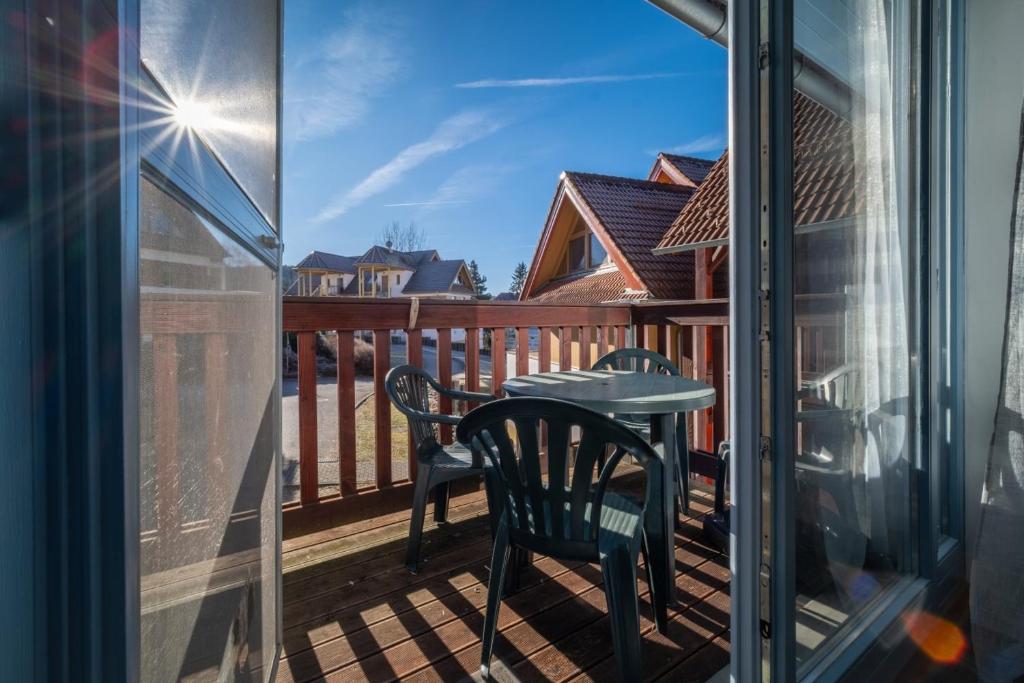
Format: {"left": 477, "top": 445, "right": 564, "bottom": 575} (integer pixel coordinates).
{"left": 647, "top": 0, "right": 852, "bottom": 116}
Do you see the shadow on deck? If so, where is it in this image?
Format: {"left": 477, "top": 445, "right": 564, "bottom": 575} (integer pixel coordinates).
{"left": 278, "top": 487, "right": 731, "bottom": 682}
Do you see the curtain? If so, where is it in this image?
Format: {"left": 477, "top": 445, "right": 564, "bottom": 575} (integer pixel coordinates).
{"left": 970, "top": 104, "right": 1024, "bottom": 682}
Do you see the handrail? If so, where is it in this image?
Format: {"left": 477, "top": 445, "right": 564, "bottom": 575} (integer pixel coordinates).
{"left": 280, "top": 296, "right": 730, "bottom": 537}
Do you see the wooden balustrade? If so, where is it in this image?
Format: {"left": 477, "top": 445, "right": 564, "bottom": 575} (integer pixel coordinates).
{"left": 281, "top": 296, "right": 729, "bottom": 538}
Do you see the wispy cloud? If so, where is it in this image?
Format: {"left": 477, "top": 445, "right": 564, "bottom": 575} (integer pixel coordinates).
{"left": 454, "top": 73, "right": 683, "bottom": 89}
{"left": 314, "top": 111, "right": 508, "bottom": 222}
{"left": 286, "top": 7, "right": 402, "bottom": 142}
{"left": 659, "top": 133, "right": 727, "bottom": 156}
{"left": 400, "top": 164, "right": 514, "bottom": 212}
{"left": 382, "top": 200, "right": 472, "bottom": 208}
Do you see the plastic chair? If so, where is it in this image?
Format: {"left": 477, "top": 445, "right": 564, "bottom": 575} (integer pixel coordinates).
{"left": 457, "top": 397, "right": 666, "bottom": 682}
{"left": 385, "top": 365, "right": 497, "bottom": 573}
{"left": 591, "top": 348, "right": 693, "bottom": 514}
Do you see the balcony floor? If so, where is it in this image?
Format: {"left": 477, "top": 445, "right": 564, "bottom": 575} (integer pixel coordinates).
{"left": 278, "top": 484, "right": 730, "bottom": 682}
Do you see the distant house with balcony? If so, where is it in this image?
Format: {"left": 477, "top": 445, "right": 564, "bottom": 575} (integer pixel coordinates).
{"left": 286, "top": 244, "right": 477, "bottom": 299}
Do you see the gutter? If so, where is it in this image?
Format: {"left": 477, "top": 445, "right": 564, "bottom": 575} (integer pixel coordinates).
{"left": 646, "top": 0, "right": 852, "bottom": 117}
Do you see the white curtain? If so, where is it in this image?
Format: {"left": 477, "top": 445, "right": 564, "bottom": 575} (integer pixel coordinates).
{"left": 826, "top": 0, "right": 912, "bottom": 595}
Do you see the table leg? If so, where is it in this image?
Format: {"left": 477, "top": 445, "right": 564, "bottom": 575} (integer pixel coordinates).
{"left": 647, "top": 412, "right": 676, "bottom": 626}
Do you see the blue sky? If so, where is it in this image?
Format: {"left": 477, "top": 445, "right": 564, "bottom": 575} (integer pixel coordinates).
{"left": 282, "top": 1, "right": 726, "bottom": 292}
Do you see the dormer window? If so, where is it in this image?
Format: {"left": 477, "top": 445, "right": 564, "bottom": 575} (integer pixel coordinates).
{"left": 563, "top": 220, "right": 609, "bottom": 275}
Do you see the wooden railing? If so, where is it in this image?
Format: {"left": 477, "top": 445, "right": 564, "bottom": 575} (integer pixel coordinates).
{"left": 282, "top": 296, "right": 729, "bottom": 537}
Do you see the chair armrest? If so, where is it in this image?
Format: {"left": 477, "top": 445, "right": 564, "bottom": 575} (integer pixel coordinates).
{"left": 394, "top": 405, "right": 463, "bottom": 426}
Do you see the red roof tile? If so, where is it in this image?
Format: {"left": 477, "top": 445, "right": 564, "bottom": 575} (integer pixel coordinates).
{"left": 530, "top": 270, "right": 638, "bottom": 305}
{"left": 656, "top": 93, "right": 862, "bottom": 253}
{"left": 565, "top": 172, "right": 696, "bottom": 300}
{"left": 660, "top": 154, "right": 716, "bottom": 186}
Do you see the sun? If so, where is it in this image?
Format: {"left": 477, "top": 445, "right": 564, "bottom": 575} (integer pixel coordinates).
{"left": 172, "top": 99, "right": 214, "bottom": 132}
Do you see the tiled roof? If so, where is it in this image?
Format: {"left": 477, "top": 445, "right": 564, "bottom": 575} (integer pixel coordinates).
{"left": 660, "top": 154, "right": 716, "bottom": 186}
{"left": 403, "top": 259, "right": 472, "bottom": 295}
{"left": 566, "top": 172, "right": 696, "bottom": 300}
{"left": 355, "top": 246, "right": 439, "bottom": 268}
{"left": 529, "top": 270, "right": 640, "bottom": 305}
{"left": 656, "top": 93, "right": 860, "bottom": 253}
{"left": 294, "top": 250, "right": 358, "bottom": 273}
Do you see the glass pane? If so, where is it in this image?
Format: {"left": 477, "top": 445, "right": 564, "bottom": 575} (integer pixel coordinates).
{"left": 139, "top": 177, "right": 278, "bottom": 681}
{"left": 589, "top": 233, "right": 608, "bottom": 267}
{"left": 792, "top": 1, "right": 918, "bottom": 669}
{"left": 567, "top": 236, "right": 586, "bottom": 272}
{"left": 141, "top": 0, "right": 279, "bottom": 226}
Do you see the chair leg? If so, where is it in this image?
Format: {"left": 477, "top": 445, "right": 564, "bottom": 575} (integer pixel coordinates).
{"left": 600, "top": 545, "right": 643, "bottom": 681}
{"left": 641, "top": 533, "right": 668, "bottom": 634}
{"left": 481, "top": 519, "right": 512, "bottom": 679}
{"left": 405, "top": 468, "right": 433, "bottom": 573}
{"left": 433, "top": 480, "right": 452, "bottom": 523}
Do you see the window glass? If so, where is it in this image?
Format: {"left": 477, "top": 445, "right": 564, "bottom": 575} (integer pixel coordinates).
{"left": 567, "top": 235, "right": 586, "bottom": 272}
{"left": 138, "top": 177, "right": 277, "bottom": 680}
{"left": 141, "top": 0, "right": 279, "bottom": 226}
{"left": 791, "top": 0, "right": 919, "bottom": 671}
{"left": 589, "top": 233, "right": 607, "bottom": 267}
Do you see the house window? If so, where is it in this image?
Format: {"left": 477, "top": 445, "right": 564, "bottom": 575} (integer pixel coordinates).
{"left": 589, "top": 233, "right": 607, "bottom": 266}
{"left": 567, "top": 235, "right": 586, "bottom": 272}
{"left": 564, "top": 230, "right": 607, "bottom": 274}
{"left": 396, "top": 274, "right": 401, "bottom": 285}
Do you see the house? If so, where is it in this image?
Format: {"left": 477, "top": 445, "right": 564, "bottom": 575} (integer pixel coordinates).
{"left": 287, "top": 244, "right": 476, "bottom": 299}
{"left": 517, "top": 158, "right": 714, "bottom": 368}
{"left": 519, "top": 163, "right": 713, "bottom": 305}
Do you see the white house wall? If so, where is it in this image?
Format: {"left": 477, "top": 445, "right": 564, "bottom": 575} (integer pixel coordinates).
{"left": 964, "top": 0, "right": 1024, "bottom": 565}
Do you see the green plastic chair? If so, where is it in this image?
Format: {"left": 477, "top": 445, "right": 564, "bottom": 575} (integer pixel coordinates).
{"left": 385, "top": 365, "right": 497, "bottom": 573}
{"left": 458, "top": 397, "right": 667, "bottom": 682}
{"left": 591, "top": 348, "right": 693, "bottom": 514}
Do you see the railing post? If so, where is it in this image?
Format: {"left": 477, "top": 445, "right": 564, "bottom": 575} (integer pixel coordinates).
{"left": 491, "top": 327, "right": 506, "bottom": 396}
{"left": 539, "top": 328, "right": 551, "bottom": 373}
{"left": 437, "top": 329, "right": 453, "bottom": 444}
{"left": 580, "top": 326, "right": 592, "bottom": 369}
{"left": 297, "top": 331, "right": 319, "bottom": 505}
{"left": 406, "top": 329, "right": 423, "bottom": 481}
{"left": 204, "top": 333, "right": 227, "bottom": 513}
{"left": 559, "top": 326, "right": 573, "bottom": 371}
{"left": 515, "top": 326, "right": 530, "bottom": 377}
{"left": 154, "top": 334, "right": 181, "bottom": 540}
{"left": 337, "top": 331, "right": 357, "bottom": 494}
{"left": 373, "top": 329, "right": 392, "bottom": 488}
{"left": 465, "top": 327, "right": 480, "bottom": 400}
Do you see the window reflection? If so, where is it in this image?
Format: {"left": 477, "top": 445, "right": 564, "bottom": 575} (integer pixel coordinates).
{"left": 792, "top": 0, "right": 916, "bottom": 668}
{"left": 138, "top": 177, "right": 277, "bottom": 681}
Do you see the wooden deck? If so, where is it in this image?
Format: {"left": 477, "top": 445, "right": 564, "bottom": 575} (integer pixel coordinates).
{"left": 278, "top": 485, "right": 731, "bottom": 682}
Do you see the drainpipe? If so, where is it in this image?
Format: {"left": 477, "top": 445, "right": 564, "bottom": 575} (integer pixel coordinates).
{"left": 646, "top": 0, "right": 852, "bottom": 116}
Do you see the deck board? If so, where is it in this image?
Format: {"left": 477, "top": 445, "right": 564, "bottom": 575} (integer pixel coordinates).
{"left": 280, "top": 486, "right": 730, "bottom": 682}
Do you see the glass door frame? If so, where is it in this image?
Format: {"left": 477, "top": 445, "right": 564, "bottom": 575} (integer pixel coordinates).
{"left": 730, "top": 1, "right": 967, "bottom": 680}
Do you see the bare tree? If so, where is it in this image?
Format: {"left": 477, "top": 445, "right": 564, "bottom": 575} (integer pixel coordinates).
{"left": 378, "top": 220, "right": 426, "bottom": 251}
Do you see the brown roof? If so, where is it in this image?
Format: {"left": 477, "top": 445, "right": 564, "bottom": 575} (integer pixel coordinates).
{"left": 660, "top": 154, "right": 716, "bottom": 186}
{"left": 655, "top": 93, "right": 861, "bottom": 254}
{"left": 566, "top": 172, "right": 696, "bottom": 300}
{"left": 529, "top": 270, "right": 635, "bottom": 305}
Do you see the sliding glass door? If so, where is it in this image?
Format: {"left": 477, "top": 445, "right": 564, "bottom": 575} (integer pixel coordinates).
{"left": 788, "top": 1, "right": 922, "bottom": 673}
{"left": 136, "top": 1, "right": 282, "bottom": 680}
{"left": 743, "top": 1, "right": 962, "bottom": 679}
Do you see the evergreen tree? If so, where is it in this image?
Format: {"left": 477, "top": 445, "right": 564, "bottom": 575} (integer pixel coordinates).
{"left": 509, "top": 261, "right": 528, "bottom": 296}
{"left": 467, "top": 260, "right": 490, "bottom": 299}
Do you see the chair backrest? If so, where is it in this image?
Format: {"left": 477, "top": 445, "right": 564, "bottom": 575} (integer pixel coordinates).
{"left": 591, "top": 348, "right": 680, "bottom": 376}
{"left": 385, "top": 365, "right": 440, "bottom": 455}
{"left": 456, "top": 397, "right": 662, "bottom": 561}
